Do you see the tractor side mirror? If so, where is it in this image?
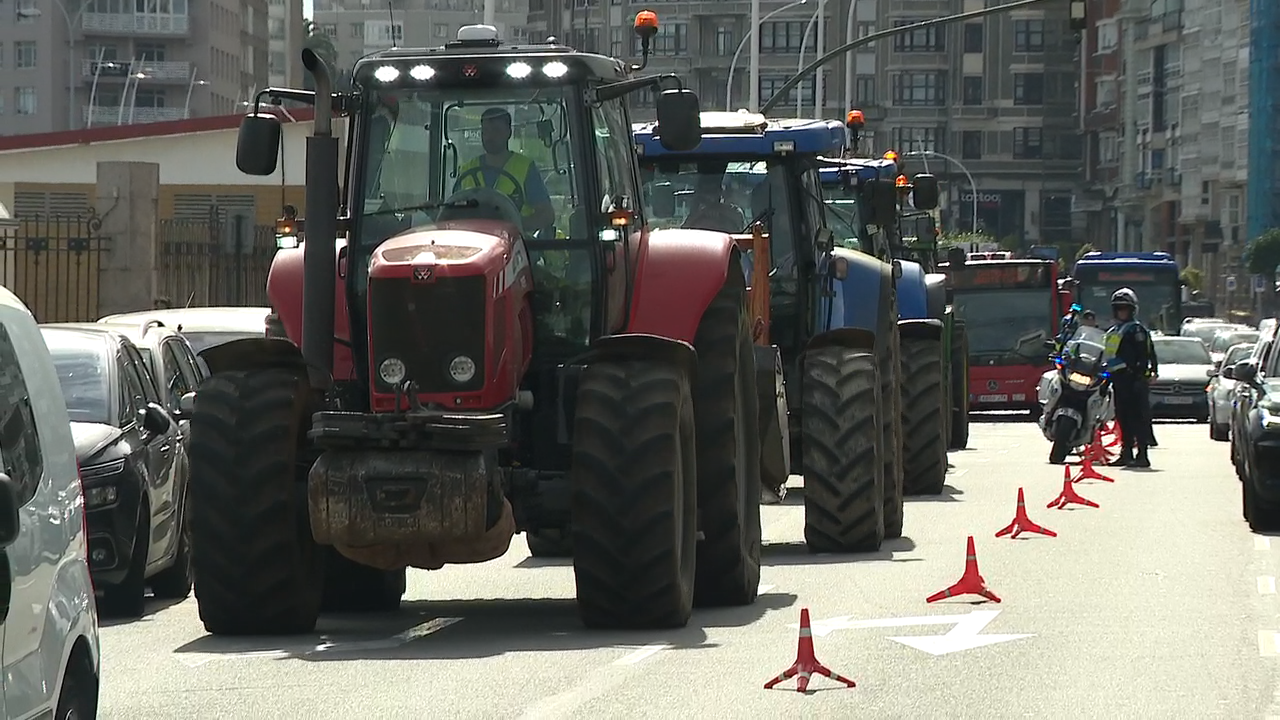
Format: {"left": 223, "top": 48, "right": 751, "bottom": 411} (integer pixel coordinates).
{"left": 650, "top": 183, "right": 676, "bottom": 218}
{"left": 655, "top": 89, "right": 702, "bottom": 152}
{"left": 815, "top": 228, "right": 835, "bottom": 253}
{"left": 1221, "top": 365, "right": 1235, "bottom": 380}
{"left": 861, "top": 179, "right": 897, "bottom": 227}
{"left": 912, "top": 173, "right": 939, "bottom": 210}
{"left": 236, "top": 113, "right": 282, "bottom": 176}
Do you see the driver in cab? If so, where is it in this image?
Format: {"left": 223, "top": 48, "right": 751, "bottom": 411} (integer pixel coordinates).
{"left": 454, "top": 107, "right": 556, "bottom": 234}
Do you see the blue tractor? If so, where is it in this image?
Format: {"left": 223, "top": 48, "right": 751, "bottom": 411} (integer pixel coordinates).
{"left": 633, "top": 111, "right": 942, "bottom": 551}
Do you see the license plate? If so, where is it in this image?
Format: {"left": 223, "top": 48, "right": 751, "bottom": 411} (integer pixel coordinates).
{"left": 1012, "top": 393, "right": 1026, "bottom": 401}
{"left": 1162, "top": 396, "right": 1194, "bottom": 405}
{"left": 978, "top": 394, "right": 1008, "bottom": 402}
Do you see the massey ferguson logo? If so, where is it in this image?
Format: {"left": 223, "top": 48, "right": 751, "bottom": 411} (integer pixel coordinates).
{"left": 987, "top": 380, "right": 999, "bottom": 391}
{"left": 412, "top": 266, "right": 435, "bottom": 283}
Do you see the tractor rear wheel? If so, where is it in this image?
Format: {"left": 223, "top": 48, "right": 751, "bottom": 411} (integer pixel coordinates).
{"left": 950, "top": 320, "right": 971, "bottom": 449}
{"left": 901, "top": 337, "right": 948, "bottom": 496}
{"left": 570, "top": 359, "right": 697, "bottom": 629}
{"left": 190, "top": 369, "right": 323, "bottom": 635}
{"left": 525, "top": 529, "right": 573, "bottom": 558}
{"left": 691, "top": 270, "right": 762, "bottom": 607}
{"left": 320, "top": 550, "right": 406, "bottom": 612}
{"left": 881, "top": 310, "right": 905, "bottom": 540}
{"left": 802, "top": 347, "right": 885, "bottom": 553}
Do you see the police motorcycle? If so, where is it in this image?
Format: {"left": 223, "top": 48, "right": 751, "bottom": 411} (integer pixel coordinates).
{"left": 1037, "top": 326, "right": 1116, "bottom": 464}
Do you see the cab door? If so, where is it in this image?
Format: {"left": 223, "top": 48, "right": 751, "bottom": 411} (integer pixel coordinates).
{"left": 120, "top": 344, "right": 178, "bottom": 564}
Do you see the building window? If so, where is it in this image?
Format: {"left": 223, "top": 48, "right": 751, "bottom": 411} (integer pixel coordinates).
{"left": 962, "top": 76, "right": 982, "bottom": 105}
{"left": 610, "top": 28, "right": 624, "bottom": 57}
{"left": 1096, "top": 19, "right": 1119, "bottom": 53}
{"left": 760, "top": 21, "right": 805, "bottom": 53}
{"left": 1013, "top": 19, "right": 1044, "bottom": 52}
{"left": 715, "top": 26, "right": 734, "bottom": 56}
{"left": 1098, "top": 131, "right": 1119, "bottom": 165}
{"left": 856, "top": 21, "right": 876, "bottom": 48}
{"left": 961, "top": 130, "right": 983, "bottom": 159}
{"left": 14, "top": 42, "right": 36, "bottom": 69}
{"left": 134, "top": 90, "right": 166, "bottom": 107}
{"left": 1013, "top": 127, "right": 1043, "bottom": 159}
{"left": 350, "top": 22, "right": 364, "bottom": 39}
{"left": 1094, "top": 77, "right": 1117, "bottom": 108}
{"left": 319, "top": 23, "right": 337, "bottom": 38}
{"left": 892, "top": 19, "right": 943, "bottom": 52}
{"left": 760, "top": 76, "right": 820, "bottom": 107}
{"left": 136, "top": 43, "right": 166, "bottom": 62}
{"left": 1013, "top": 73, "right": 1044, "bottom": 105}
{"left": 86, "top": 44, "right": 119, "bottom": 62}
{"left": 635, "top": 23, "right": 686, "bottom": 55}
{"left": 14, "top": 87, "right": 36, "bottom": 115}
{"left": 891, "top": 72, "right": 944, "bottom": 106}
{"left": 963, "top": 23, "right": 983, "bottom": 53}
{"left": 891, "top": 126, "right": 942, "bottom": 154}
{"left": 15, "top": 0, "right": 36, "bottom": 23}
{"left": 855, "top": 76, "right": 875, "bottom": 105}
{"left": 433, "top": 23, "right": 449, "bottom": 38}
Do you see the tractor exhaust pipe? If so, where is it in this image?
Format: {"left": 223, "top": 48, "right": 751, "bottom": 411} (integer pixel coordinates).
{"left": 300, "top": 48, "right": 337, "bottom": 379}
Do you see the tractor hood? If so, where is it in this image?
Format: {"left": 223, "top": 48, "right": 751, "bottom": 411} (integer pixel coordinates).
{"left": 369, "top": 220, "right": 522, "bottom": 281}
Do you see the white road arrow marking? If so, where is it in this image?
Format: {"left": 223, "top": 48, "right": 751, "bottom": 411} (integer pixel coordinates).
{"left": 176, "top": 617, "right": 463, "bottom": 667}
{"left": 797, "top": 609, "right": 1033, "bottom": 655}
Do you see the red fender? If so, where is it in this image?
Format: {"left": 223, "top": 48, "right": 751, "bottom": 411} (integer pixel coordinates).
{"left": 266, "top": 240, "right": 356, "bottom": 382}
{"left": 627, "top": 227, "right": 740, "bottom": 343}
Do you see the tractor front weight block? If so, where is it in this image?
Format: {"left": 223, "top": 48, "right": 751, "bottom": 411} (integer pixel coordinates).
{"left": 308, "top": 407, "right": 510, "bottom": 452}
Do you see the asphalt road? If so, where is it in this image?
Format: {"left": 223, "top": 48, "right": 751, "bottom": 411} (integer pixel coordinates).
{"left": 99, "top": 419, "right": 1279, "bottom": 719}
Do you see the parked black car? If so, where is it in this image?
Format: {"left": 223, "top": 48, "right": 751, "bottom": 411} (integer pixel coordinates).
{"left": 38, "top": 326, "right": 192, "bottom": 617}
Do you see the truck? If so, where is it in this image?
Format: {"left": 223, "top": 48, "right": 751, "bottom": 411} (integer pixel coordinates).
{"left": 1071, "top": 251, "right": 1183, "bottom": 333}
{"left": 632, "top": 111, "right": 944, "bottom": 546}
{"left": 190, "top": 16, "right": 772, "bottom": 636}
{"left": 940, "top": 258, "right": 1064, "bottom": 417}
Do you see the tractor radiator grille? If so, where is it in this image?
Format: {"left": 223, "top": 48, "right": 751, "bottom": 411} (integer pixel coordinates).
{"left": 368, "top": 274, "right": 487, "bottom": 394}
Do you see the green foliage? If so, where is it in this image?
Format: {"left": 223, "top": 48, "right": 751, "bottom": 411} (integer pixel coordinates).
{"left": 1246, "top": 228, "right": 1280, "bottom": 279}
{"left": 938, "top": 232, "right": 996, "bottom": 249}
{"left": 1074, "top": 242, "right": 1095, "bottom": 262}
{"left": 1180, "top": 267, "right": 1203, "bottom": 292}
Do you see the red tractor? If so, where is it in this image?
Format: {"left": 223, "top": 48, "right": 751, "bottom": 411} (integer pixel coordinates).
{"left": 190, "top": 15, "right": 766, "bottom": 634}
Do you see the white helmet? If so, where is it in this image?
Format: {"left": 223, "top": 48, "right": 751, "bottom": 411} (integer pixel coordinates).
{"left": 1110, "top": 287, "right": 1138, "bottom": 309}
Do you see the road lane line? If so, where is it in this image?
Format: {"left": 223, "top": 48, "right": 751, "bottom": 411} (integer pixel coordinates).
{"left": 1258, "top": 536, "right": 1272, "bottom": 551}
{"left": 1259, "top": 631, "right": 1280, "bottom": 657}
{"left": 1261, "top": 577, "right": 1277, "bottom": 595}
{"left": 614, "top": 643, "right": 669, "bottom": 665}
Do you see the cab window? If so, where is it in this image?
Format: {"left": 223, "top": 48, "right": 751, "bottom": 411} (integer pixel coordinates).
{"left": 119, "top": 352, "right": 150, "bottom": 420}
{"left": 590, "top": 100, "right": 642, "bottom": 229}
{"left": 124, "top": 343, "right": 162, "bottom": 406}
{"left": 0, "top": 323, "right": 44, "bottom": 504}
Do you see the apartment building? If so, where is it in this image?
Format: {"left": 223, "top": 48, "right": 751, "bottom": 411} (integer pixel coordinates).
{"left": 0, "top": 0, "right": 271, "bottom": 135}
{"left": 268, "top": 0, "right": 306, "bottom": 87}
{"left": 311, "top": 0, "right": 531, "bottom": 73}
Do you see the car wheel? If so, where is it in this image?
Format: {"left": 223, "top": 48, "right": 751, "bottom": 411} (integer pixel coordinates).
{"left": 97, "top": 506, "right": 148, "bottom": 618}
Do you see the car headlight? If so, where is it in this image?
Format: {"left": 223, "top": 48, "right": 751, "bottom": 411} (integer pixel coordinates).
{"left": 84, "top": 485, "right": 119, "bottom": 509}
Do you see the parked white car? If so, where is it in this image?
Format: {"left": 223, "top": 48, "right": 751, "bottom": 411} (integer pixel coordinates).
{"left": 0, "top": 285, "right": 100, "bottom": 718}
{"left": 1209, "top": 342, "right": 1257, "bottom": 441}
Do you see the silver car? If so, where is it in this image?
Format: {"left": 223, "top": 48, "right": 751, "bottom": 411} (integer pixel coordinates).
{"left": 1208, "top": 342, "right": 1256, "bottom": 441}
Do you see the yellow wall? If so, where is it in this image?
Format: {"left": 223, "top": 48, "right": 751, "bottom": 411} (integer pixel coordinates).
{"left": 15, "top": 183, "right": 308, "bottom": 225}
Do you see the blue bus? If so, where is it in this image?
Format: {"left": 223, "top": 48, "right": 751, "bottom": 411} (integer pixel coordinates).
{"left": 1071, "top": 251, "right": 1182, "bottom": 333}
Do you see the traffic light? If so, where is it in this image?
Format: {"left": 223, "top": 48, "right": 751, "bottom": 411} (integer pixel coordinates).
{"left": 1069, "top": 0, "right": 1086, "bottom": 31}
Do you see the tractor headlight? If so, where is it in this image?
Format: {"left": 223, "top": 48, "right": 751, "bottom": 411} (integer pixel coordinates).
{"left": 379, "top": 357, "right": 407, "bottom": 385}
{"left": 448, "top": 355, "right": 476, "bottom": 384}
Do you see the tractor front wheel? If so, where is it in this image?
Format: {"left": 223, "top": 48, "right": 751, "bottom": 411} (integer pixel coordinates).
{"left": 950, "top": 319, "right": 971, "bottom": 450}
{"left": 901, "top": 337, "right": 948, "bottom": 496}
{"left": 802, "top": 347, "right": 885, "bottom": 553}
{"left": 190, "top": 369, "right": 323, "bottom": 635}
{"left": 570, "top": 359, "right": 697, "bottom": 629}
{"left": 880, "top": 312, "right": 905, "bottom": 539}
{"left": 320, "top": 550, "right": 406, "bottom": 613}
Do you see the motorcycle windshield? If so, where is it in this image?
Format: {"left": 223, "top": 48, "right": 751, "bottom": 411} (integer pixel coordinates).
{"left": 1065, "top": 337, "right": 1107, "bottom": 375}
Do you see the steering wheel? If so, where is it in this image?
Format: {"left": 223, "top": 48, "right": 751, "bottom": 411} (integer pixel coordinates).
{"left": 454, "top": 165, "right": 527, "bottom": 214}
{"left": 437, "top": 187, "right": 526, "bottom": 231}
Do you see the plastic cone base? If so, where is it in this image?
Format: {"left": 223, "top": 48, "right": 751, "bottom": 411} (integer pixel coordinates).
{"left": 1073, "top": 451, "right": 1115, "bottom": 483}
{"left": 926, "top": 536, "right": 1001, "bottom": 603}
{"left": 764, "top": 608, "right": 857, "bottom": 692}
{"left": 995, "top": 487, "right": 1057, "bottom": 539}
{"left": 1048, "top": 475, "right": 1100, "bottom": 509}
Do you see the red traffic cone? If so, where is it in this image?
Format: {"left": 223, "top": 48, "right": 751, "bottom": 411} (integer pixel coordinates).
{"left": 1048, "top": 469, "right": 1100, "bottom": 509}
{"left": 1072, "top": 451, "right": 1115, "bottom": 483}
{"left": 995, "top": 487, "right": 1057, "bottom": 539}
{"left": 763, "top": 608, "right": 857, "bottom": 692}
{"left": 1102, "top": 422, "right": 1122, "bottom": 448}
{"left": 926, "top": 536, "right": 1001, "bottom": 603}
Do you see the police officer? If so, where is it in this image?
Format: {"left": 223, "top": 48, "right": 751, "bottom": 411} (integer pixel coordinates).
{"left": 454, "top": 108, "right": 556, "bottom": 234}
{"left": 1103, "top": 288, "right": 1157, "bottom": 467}
{"left": 1054, "top": 303, "right": 1083, "bottom": 352}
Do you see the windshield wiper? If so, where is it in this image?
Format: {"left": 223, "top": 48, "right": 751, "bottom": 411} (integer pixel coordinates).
{"left": 364, "top": 199, "right": 479, "bottom": 218}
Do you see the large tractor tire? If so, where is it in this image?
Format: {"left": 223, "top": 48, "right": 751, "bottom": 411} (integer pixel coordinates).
{"left": 570, "top": 358, "right": 698, "bottom": 629}
{"left": 691, "top": 270, "right": 762, "bottom": 607}
{"left": 526, "top": 529, "right": 573, "bottom": 558}
{"left": 901, "top": 337, "right": 948, "bottom": 496}
{"left": 881, "top": 303, "right": 905, "bottom": 540}
{"left": 190, "top": 369, "right": 323, "bottom": 635}
{"left": 950, "top": 320, "right": 971, "bottom": 449}
{"left": 802, "top": 347, "right": 885, "bottom": 553}
{"left": 320, "top": 549, "right": 407, "bottom": 612}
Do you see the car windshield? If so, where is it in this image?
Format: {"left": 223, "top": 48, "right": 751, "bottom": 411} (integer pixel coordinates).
{"left": 1224, "top": 343, "right": 1256, "bottom": 368}
{"left": 953, "top": 288, "right": 1053, "bottom": 364}
{"left": 1212, "top": 331, "right": 1258, "bottom": 353}
{"left": 1185, "top": 323, "right": 1235, "bottom": 344}
{"left": 40, "top": 332, "right": 112, "bottom": 425}
{"left": 1078, "top": 280, "right": 1180, "bottom": 333}
{"left": 1154, "top": 338, "right": 1213, "bottom": 365}
{"left": 178, "top": 330, "right": 262, "bottom": 355}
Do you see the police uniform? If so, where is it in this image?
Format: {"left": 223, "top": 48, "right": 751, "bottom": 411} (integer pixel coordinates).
{"left": 1054, "top": 306, "right": 1082, "bottom": 351}
{"left": 1104, "top": 315, "right": 1156, "bottom": 466}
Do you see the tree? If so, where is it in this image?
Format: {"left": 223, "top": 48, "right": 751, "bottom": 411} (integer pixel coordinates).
{"left": 302, "top": 20, "right": 339, "bottom": 91}
{"left": 1245, "top": 228, "right": 1280, "bottom": 284}
{"left": 1180, "top": 267, "right": 1203, "bottom": 293}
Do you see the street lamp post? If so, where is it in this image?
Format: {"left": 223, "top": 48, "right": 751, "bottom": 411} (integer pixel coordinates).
{"left": 117, "top": 63, "right": 147, "bottom": 125}
{"left": 726, "top": 0, "right": 810, "bottom": 111}
{"left": 903, "top": 149, "right": 979, "bottom": 234}
{"left": 184, "top": 67, "right": 210, "bottom": 119}
{"left": 796, "top": 8, "right": 820, "bottom": 117}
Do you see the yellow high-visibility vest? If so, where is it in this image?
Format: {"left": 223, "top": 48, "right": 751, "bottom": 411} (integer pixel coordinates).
{"left": 456, "top": 152, "right": 538, "bottom": 220}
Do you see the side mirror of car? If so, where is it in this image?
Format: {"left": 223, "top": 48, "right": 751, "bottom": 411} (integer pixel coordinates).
{"left": 176, "top": 391, "right": 196, "bottom": 418}
{"left": 1041, "top": 338, "right": 1056, "bottom": 350}
{"left": 140, "top": 402, "right": 173, "bottom": 435}
{"left": 1232, "top": 361, "right": 1256, "bottom": 384}
{"left": 1221, "top": 365, "right": 1235, "bottom": 380}
{"left": 1206, "top": 368, "right": 1218, "bottom": 378}
{"left": 0, "top": 473, "right": 21, "bottom": 549}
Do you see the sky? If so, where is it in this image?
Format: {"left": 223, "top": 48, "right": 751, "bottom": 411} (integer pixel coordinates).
{"left": 304, "top": 0, "right": 313, "bottom": 19}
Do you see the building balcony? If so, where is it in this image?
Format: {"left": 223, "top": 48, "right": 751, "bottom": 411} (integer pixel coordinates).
{"left": 82, "top": 60, "right": 193, "bottom": 82}
{"left": 81, "top": 12, "right": 190, "bottom": 37}
{"left": 83, "top": 105, "right": 190, "bottom": 126}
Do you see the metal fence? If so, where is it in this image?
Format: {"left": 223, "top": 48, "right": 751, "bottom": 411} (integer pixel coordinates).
{"left": 0, "top": 214, "right": 108, "bottom": 323}
{"left": 157, "top": 216, "right": 277, "bottom": 308}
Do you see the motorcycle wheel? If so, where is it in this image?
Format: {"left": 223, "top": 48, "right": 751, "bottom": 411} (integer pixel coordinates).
{"left": 1048, "top": 414, "right": 1078, "bottom": 464}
